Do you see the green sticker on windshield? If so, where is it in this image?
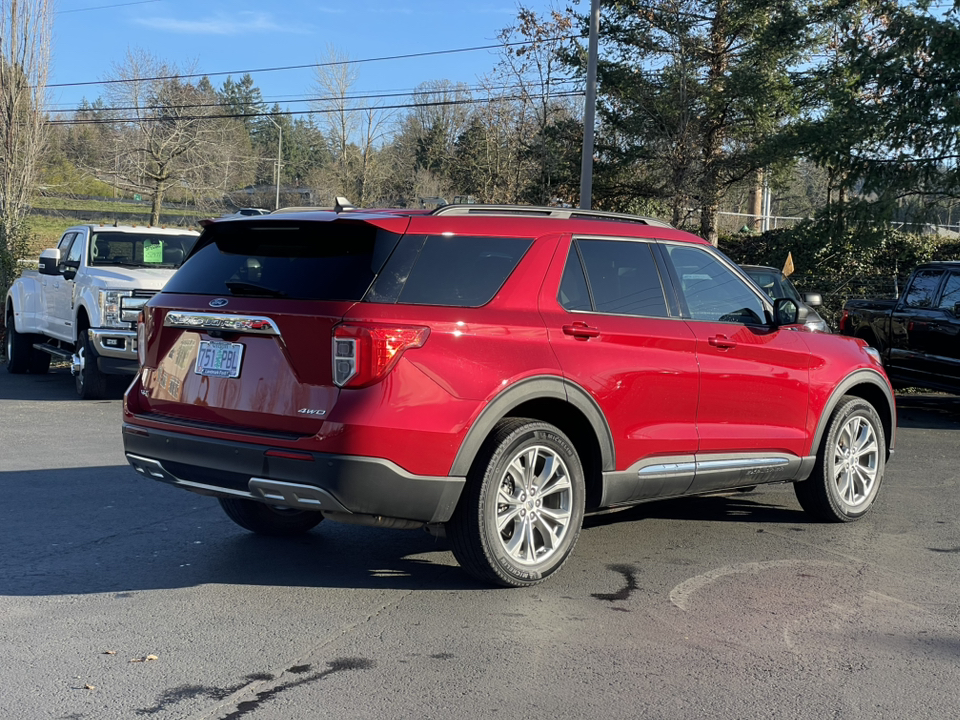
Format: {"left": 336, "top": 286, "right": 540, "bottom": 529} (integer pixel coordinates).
{"left": 143, "top": 240, "right": 163, "bottom": 263}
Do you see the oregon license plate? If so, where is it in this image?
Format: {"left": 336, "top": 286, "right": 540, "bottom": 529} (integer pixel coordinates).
{"left": 195, "top": 340, "right": 244, "bottom": 378}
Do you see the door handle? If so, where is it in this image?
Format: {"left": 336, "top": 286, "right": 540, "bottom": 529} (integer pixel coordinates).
{"left": 708, "top": 335, "right": 737, "bottom": 349}
{"left": 562, "top": 322, "right": 600, "bottom": 340}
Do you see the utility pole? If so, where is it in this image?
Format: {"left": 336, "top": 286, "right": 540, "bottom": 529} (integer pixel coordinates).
{"left": 579, "top": 0, "right": 600, "bottom": 210}
{"left": 267, "top": 115, "right": 283, "bottom": 210}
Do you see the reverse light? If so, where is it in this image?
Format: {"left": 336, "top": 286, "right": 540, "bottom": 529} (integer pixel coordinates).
{"left": 332, "top": 324, "right": 430, "bottom": 388}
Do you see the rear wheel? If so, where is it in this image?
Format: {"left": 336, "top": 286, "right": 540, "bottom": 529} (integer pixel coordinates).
{"left": 218, "top": 497, "right": 324, "bottom": 536}
{"left": 74, "top": 330, "right": 107, "bottom": 399}
{"left": 448, "top": 419, "right": 585, "bottom": 587}
{"left": 795, "top": 396, "right": 885, "bottom": 522}
{"left": 5, "top": 311, "right": 31, "bottom": 374}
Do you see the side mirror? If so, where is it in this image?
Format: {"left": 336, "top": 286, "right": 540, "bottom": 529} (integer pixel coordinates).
{"left": 773, "top": 297, "right": 809, "bottom": 327}
{"left": 38, "top": 249, "right": 61, "bottom": 276}
{"left": 803, "top": 292, "right": 822, "bottom": 308}
{"left": 63, "top": 267, "right": 77, "bottom": 281}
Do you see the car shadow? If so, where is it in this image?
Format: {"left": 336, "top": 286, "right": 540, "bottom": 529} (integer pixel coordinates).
{"left": 0, "top": 365, "right": 128, "bottom": 401}
{"left": 584, "top": 490, "right": 807, "bottom": 529}
{"left": 0, "top": 464, "right": 810, "bottom": 597}
{"left": 894, "top": 392, "right": 960, "bottom": 430}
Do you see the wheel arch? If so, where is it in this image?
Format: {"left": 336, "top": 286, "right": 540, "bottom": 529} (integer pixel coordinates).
{"left": 811, "top": 369, "right": 896, "bottom": 460}
{"left": 449, "top": 376, "right": 614, "bottom": 511}
{"left": 75, "top": 304, "right": 92, "bottom": 341}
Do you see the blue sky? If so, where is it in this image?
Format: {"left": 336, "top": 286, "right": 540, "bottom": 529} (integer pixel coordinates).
{"left": 49, "top": 0, "right": 566, "bottom": 117}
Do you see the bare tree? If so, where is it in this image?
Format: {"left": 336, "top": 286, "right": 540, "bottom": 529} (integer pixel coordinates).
{"left": 105, "top": 49, "right": 252, "bottom": 224}
{"left": 312, "top": 46, "right": 392, "bottom": 205}
{"left": 0, "top": 0, "right": 52, "bottom": 293}
{"left": 496, "top": 7, "right": 581, "bottom": 205}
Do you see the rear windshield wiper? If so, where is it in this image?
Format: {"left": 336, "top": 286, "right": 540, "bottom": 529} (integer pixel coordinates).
{"left": 225, "top": 281, "right": 288, "bottom": 298}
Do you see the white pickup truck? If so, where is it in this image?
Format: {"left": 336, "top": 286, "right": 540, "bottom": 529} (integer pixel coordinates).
{"left": 4, "top": 224, "right": 199, "bottom": 398}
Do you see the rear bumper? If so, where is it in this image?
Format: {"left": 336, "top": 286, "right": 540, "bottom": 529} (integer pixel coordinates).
{"left": 121, "top": 423, "right": 465, "bottom": 523}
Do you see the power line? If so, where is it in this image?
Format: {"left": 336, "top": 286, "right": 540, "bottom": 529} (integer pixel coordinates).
{"left": 47, "top": 36, "right": 580, "bottom": 90}
{"left": 55, "top": 0, "right": 163, "bottom": 14}
{"left": 49, "top": 79, "right": 581, "bottom": 117}
{"left": 45, "top": 91, "right": 586, "bottom": 126}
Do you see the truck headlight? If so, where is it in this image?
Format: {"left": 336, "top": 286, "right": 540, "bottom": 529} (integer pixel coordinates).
{"left": 100, "top": 290, "right": 132, "bottom": 328}
{"left": 120, "top": 295, "right": 149, "bottom": 323}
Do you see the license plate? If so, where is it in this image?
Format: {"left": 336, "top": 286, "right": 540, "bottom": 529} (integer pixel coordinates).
{"left": 195, "top": 340, "right": 244, "bottom": 378}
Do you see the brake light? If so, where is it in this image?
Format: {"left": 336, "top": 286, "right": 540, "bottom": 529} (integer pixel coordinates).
{"left": 137, "top": 315, "right": 146, "bottom": 366}
{"left": 839, "top": 310, "right": 849, "bottom": 333}
{"left": 332, "top": 324, "right": 430, "bottom": 388}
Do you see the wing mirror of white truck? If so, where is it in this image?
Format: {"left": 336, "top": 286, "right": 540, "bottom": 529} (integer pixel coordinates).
{"left": 803, "top": 292, "right": 823, "bottom": 308}
{"left": 38, "top": 248, "right": 61, "bottom": 276}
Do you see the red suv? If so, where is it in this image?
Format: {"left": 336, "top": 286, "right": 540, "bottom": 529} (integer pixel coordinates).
{"left": 122, "top": 205, "right": 896, "bottom": 587}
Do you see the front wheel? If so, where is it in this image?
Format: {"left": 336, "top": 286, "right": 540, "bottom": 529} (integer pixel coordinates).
{"left": 74, "top": 331, "right": 107, "bottom": 399}
{"left": 218, "top": 498, "right": 324, "bottom": 536}
{"left": 448, "top": 418, "right": 586, "bottom": 587}
{"left": 795, "top": 396, "right": 885, "bottom": 522}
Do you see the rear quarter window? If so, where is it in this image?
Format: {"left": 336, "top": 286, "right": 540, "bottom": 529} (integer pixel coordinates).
{"left": 371, "top": 235, "right": 533, "bottom": 308}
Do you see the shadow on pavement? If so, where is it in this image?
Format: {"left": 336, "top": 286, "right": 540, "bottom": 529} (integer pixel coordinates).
{"left": 895, "top": 392, "right": 960, "bottom": 430}
{"left": 0, "top": 365, "right": 128, "bottom": 401}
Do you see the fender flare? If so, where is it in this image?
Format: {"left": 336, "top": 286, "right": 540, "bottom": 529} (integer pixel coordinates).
{"left": 810, "top": 368, "right": 896, "bottom": 457}
{"left": 5, "top": 278, "right": 42, "bottom": 333}
{"left": 449, "top": 375, "right": 615, "bottom": 477}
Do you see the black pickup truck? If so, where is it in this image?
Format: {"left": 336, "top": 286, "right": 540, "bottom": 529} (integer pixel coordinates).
{"left": 840, "top": 261, "right": 960, "bottom": 393}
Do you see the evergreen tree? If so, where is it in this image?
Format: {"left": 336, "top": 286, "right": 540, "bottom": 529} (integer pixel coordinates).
{"left": 569, "top": 0, "right": 817, "bottom": 243}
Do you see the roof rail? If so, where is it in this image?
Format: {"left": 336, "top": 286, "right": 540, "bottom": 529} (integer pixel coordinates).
{"left": 431, "top": 204, "right": 673, "bottom": 228}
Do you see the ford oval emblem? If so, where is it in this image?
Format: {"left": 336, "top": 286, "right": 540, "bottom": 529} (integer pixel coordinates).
{"left": 209, "top": 298, "right": 229, "bottom": 308}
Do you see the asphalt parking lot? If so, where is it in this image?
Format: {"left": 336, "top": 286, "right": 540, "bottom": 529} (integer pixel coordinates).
{"left": 1, "top": 368, "right": 958, "bottom": 719}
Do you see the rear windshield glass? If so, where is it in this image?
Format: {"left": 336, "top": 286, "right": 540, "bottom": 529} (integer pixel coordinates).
{"left": 390, "top": 235, "right": 533, "bottom": 307}
{"left": 163, "top": 222, "right": 402, "bottom": 301}
{"left": 89, "top": 231, "right": 198, "bottom": 268}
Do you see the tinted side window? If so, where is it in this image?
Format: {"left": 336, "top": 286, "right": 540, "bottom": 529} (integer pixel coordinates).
{"left": 665, "top": 244, "right": 766, "bottom": 325}
{"left": 164, "top": 222, "right": 401, "bottom": 301}
{"left": 903, "top": 269, "right": 944, "bottom": 309}
{"left": 937, "top": 272, "right": 960, "bottom": 312}
{"left": 58, "top": 232, "right": 77, "bottom": 252}
{"left": 575, "top": 239, "right": 668, "bottom": 317}
{"left": 396, "top": 235, "right": 532, "bottom": 307}
{"left": 65, "top": 235, "right": 85, "bottom": 265}
{"left": 558, "top": 246, "right": 591, "bottom": 311}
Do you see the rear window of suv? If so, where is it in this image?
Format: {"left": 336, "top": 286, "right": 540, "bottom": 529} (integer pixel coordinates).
{"left": 164, "top": 222, "right": 402, "bottom": 301}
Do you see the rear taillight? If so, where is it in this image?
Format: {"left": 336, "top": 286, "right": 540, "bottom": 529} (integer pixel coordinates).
{"left": 839, "top": 310, "right": 849, "bottom": 333}
{"left": 137, "top": 315, "right": 146, "bottom": 366}
{"left": 333, "top": 324, "right": 429, "bottom": 388}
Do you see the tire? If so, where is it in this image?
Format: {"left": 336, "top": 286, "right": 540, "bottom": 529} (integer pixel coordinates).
{"left": 448, "top": 418, "right": 586, "bottom": 587}
{"left": 5, "top": 311, "right": 31, "bottom": 374}
{"left": 794, "top": 395, "right": 885, "bottom": 522}
{"left": 74, "top": 330, "right": 107, "bottom": 400}
{"left": 218, "top": 497, "right": 324, "bottom": 536}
